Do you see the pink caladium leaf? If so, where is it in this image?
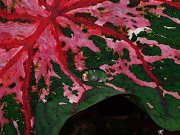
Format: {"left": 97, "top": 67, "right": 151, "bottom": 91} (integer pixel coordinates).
{"left": 0, "top": 0, "right": 180, "bottom": 135}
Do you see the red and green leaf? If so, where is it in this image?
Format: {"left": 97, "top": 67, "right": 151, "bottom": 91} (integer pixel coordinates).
{"left": 0, "top": 0, "right": 179, "bottom": 135}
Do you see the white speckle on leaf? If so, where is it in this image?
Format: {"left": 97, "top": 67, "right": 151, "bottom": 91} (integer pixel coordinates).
{"left": 164, "top": 26, "right": 176, "bottom": 29}
{"left": 146, "top": 103, "right": 154, "bottom": 109}
{"left": 71, "top": 33, "right": 74, "bottom": 37}
{"left": 31, "top": 117, "right": 34, "bottom": 128}
{"left": 58, "top": 102, "right": 67, "bottom": 106}
{"left": 12, "top": 120, "right": 20, "bottom": 135}
{"left": 128, "top": 27, "right": 151, "bottom": 40}
{"left": 42, "top": 99, "right": 47, "bottom": 103}
{"left": 41, "top": 6, "right": 46, "bottom": 9}
{"left": 52, "top": 92, "right": 56, "bottom": 95}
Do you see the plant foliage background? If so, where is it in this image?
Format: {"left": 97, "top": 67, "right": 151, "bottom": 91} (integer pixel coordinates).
{"left": 0, "top": 0, "right": 180, "bottom": 135}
